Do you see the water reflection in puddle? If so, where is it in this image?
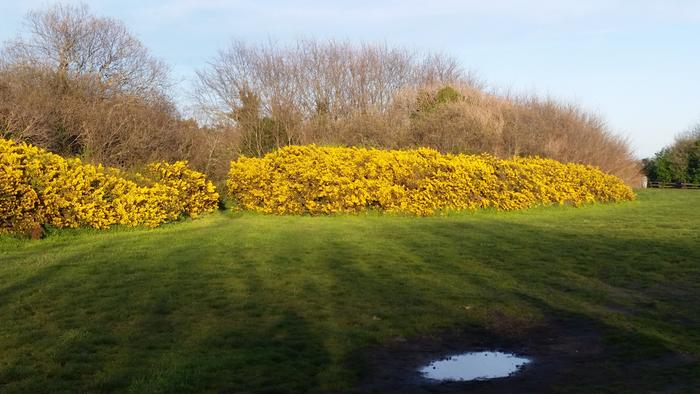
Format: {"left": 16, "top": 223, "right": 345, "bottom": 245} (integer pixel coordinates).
{"left": 420, "top": 351, "right": 531, "bottom": 381}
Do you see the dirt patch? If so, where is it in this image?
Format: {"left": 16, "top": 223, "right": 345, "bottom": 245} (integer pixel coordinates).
{"left": 350, "top": 316, "right": 696, "bottom": 393}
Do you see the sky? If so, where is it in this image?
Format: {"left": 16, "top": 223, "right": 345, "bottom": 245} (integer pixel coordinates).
{"left": 2, "top": 0, "right": 699, "bottom": 158}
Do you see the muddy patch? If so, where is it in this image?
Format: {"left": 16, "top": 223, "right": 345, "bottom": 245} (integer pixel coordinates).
{"left": 352, "top": 317, "right": 696, "bottom": 393}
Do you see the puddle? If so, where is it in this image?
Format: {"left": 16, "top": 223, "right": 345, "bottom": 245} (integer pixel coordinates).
{"left": 420, "top": 351, "right": 531, "bottom": 381}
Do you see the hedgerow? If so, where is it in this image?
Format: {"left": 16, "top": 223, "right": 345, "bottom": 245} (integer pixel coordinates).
{"left": 0, "top": 138, "right": 219, "bottom": 235}
{"left": 227, "top": 145, "right": 635, "bottom": 215}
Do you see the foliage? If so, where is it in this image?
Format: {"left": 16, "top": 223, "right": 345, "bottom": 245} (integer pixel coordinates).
{"left": 407, "top": 85, "right": 505, "bottom": 155}
{"left": 144, "top": 161, "right": 220, "bottom": 218}
{"left": 0, "top": 138, "right": 218, "bottom": 235}
{"left": 644, "top": 126, "right": 700, "bottom": 183}
{"left": 412, "top": 85, "right": 463, "bottom": 116}
{"left": 227, "top": 145, "right": 634, "bottom": 215}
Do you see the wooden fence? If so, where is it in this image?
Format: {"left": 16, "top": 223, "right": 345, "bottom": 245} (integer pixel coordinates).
{"left": 648, "top": 181, "right": 700, "bottom": 189}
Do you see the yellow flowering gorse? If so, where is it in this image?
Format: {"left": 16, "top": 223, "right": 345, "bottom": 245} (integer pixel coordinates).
{"left": 1, "top": 138, "right": 219, "bottom": 235}
{"left": 227, "top": 145, "right": 635, "bottom": 215}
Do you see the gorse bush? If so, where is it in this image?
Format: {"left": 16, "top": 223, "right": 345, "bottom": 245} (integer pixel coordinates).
{"left": 0, "top": 138, "right": 218, "bottom": 235}
{"left": 227, "top": 145, "right": 635, "bottom": 215}
{"left": 144, "top": 161, "right": 220, "bottom": 217}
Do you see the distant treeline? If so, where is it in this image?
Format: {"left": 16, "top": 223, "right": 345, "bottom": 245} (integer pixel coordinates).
{"left": 643, "top": 126, "right": 700, "bottom": 184}
{"left": 1, "top": 3, "right": 640, "bottom": 184}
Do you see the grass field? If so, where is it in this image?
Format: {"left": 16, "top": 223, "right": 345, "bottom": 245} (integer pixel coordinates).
{"left": 1, "top": 190, "right": 699, "bottom": 393}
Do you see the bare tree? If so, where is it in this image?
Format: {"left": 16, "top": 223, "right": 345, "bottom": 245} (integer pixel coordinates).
{"left": 498, "top": 96, "right": 640, "bottom": 184}
{"left": 193, "top": 39, "right": 470, "bottom": 155}
{"left": 194, "top": 39, "right": 468, "bottom": 124}
{"left": 2, "top": 3, "right": 169, "bottom": 100}
{"left": 0, "top": 3, "right": 213, "bottom": 170}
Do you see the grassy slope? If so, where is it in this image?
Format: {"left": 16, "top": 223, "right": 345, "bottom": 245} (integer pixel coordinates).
{"left": 0, "top": 190, "right": 699, "bottom": 393}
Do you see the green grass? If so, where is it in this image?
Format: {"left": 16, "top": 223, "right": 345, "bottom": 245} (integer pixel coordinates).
{"left": 1, "top": 189, "right": 699, "bottom": 393}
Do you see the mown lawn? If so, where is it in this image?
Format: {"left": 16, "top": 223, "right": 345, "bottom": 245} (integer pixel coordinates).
{"left": 1, "top": 189, "right": 699, "bottom": 393}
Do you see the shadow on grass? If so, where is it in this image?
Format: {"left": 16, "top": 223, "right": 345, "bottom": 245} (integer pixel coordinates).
{"left": 1, "top": 212, "right": 699, "bottom": 392}
{"left": 0, "top": 236, "right": 331, "bottom": 393}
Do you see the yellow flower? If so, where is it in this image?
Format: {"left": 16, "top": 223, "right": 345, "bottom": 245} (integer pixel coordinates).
{"left": 1, "top": 138, "right": 219, "bottom": 234}
{"left": 226, "top": 145, "right": 635, "bottom": 216}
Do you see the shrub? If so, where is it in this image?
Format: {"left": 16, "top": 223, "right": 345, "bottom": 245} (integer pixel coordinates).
{"left": 144, "top": 161, "right": 220, "bottom": 217}
{"left": 227, "top": 145, "right": 634, "bottom": 215}
{"left": 0, "top": 138, "right": 219, "bottom": 235}
{"left": 643, "top": 126, "right": 700, "bottom": 184}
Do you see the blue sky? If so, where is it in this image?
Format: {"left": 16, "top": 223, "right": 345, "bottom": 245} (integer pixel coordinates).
{"left": 2, "top": 0, "right": 699, "bottom": 158}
